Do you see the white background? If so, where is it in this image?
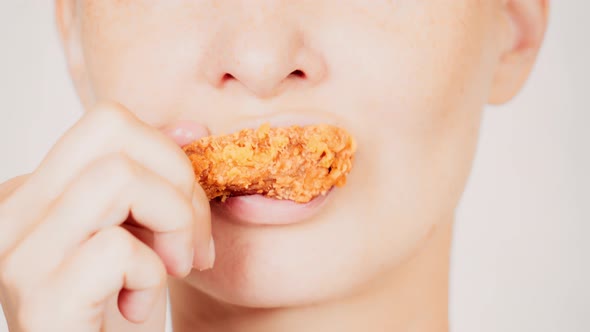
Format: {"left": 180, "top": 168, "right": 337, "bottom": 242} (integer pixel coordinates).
{"left": 0, "top": 2, "right": 588, "bottom": 331}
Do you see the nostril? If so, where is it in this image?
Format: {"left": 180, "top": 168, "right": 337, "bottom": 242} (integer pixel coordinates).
{"left": 290, "top": 70, "right": 306, "bottom": 79}
{"left": 222, "top": 73, "right": 235, "bottom": 82}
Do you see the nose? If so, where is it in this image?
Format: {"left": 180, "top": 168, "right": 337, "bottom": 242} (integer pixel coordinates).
{"left": 202, "top": 15, "right": 327, "bottom": 99}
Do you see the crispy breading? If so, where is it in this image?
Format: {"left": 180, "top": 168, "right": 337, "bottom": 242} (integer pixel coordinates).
{"left": 183, "top": 124, "right": 356, "bottom": 203}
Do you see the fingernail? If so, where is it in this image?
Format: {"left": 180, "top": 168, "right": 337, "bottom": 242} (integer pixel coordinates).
{"left": 185, "top": 250, "right": 195, "bottom": 275}
{"left": 195, "top": 238, "right": 216, "bottom": 271}
{"left": 208, "top": 237, "right": 216, "bottom": 269}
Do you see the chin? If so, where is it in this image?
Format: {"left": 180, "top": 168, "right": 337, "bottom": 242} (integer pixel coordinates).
{"left": 177, "top": 172, "right": 442, "bottom": 308}
{"left": 182, "top": 194, "right": 375, "bottom": 308}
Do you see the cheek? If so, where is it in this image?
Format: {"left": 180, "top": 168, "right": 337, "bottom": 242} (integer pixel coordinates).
{"left": 79, "top": 1, "right": 216, "bottom": 124}
{"left": 320, "top": 2, "right": 496, "bottom": 263}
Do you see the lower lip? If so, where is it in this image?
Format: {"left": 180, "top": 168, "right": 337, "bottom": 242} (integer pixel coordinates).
{"left": 212, "top": 191, "right": 331, "bottom": 226}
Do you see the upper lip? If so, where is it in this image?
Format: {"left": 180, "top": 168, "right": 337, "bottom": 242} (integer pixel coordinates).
{"left": 216, "top": 109, "right": 347, "bottom": 135}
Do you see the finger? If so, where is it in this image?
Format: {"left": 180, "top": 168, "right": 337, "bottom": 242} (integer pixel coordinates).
{"left": 118, "top": 287, "right": 166, "bottom": 324}
{"left": 30, "top": 102, "right": 198, "bottom": 198}
{"left": 101, "top": 290, "right": 167, "bottom": 332}
{"left": 0, "top": 175, "right": 30, "bottom": 255}
{"left": 123, "top": 207, "right": 215, "bottom": 272}
{"left": 49, "top": 226, "right": 167, "bottom": 324}
{"left": 122, "top": 185, "right": 215, "bottom": 271}
{"left": 1, "top": 103, "right": 207, "bottom": 246}
{"left": 191, "top": 182, "right": 215, "bottom": 270}
{"left": 8, "top": 154, "right": 198, "bottom": 282}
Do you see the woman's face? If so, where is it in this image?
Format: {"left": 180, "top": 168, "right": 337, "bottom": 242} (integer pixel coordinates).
{"left": 64, "top": 0, "right": 505, "bottom": 307}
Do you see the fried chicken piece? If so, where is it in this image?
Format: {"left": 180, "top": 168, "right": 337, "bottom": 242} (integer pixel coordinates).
{"left": 183, "top": 124, "right": 357, "bottom": 203}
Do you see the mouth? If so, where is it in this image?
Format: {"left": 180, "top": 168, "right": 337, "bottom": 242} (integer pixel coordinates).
{"left": 162, "top": 115, "right": 355, "bottom": 226}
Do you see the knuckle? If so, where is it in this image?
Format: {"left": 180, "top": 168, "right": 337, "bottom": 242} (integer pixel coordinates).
{"left": 89, "top": 102, "right": 134, "bottom": 129}
{"left": 84, "top": 103, "right": 135, "bottom": 140}
{"left": 96, "top": 154, "right": 140, "bottom": 186}
{"left": 101, "top": 226, "right": 136, "bottom": 258}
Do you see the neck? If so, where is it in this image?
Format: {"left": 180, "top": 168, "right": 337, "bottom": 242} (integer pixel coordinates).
{"left": 169, "top": 222, "right": 452, "bottom": 332}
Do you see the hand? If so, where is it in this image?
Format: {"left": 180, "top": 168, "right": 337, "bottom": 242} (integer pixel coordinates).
{"left": 0, "top": 103, "right": 214, "bottom": 331}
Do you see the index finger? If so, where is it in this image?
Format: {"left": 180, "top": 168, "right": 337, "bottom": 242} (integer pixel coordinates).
{"left": 5, "top": 103, "right": 206, "bottom": 219}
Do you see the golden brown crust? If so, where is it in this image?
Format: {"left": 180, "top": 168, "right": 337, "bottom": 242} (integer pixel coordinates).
{"left": 183, "top": 124, "right": 356, "bottom": 203}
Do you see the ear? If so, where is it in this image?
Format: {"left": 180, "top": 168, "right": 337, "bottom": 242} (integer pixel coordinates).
{"left": 55, "top": 0, "right": 93, "bottom": 107}
{"left": 488, "top": 0, "right": 549, "bottom": 105}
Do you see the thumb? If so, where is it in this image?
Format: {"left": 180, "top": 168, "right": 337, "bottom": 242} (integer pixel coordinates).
{"left": 102, "top": 290, "right": 168, "bottom": 332}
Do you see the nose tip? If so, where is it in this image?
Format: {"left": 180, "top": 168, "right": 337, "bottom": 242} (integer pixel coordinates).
{"left": 203, "top": 22, "right": 327, "bottom": 98}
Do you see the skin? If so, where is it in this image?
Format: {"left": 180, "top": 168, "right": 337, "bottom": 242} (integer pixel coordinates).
{"left": 0, "top": 0, "right": 548, "bottom": 331}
